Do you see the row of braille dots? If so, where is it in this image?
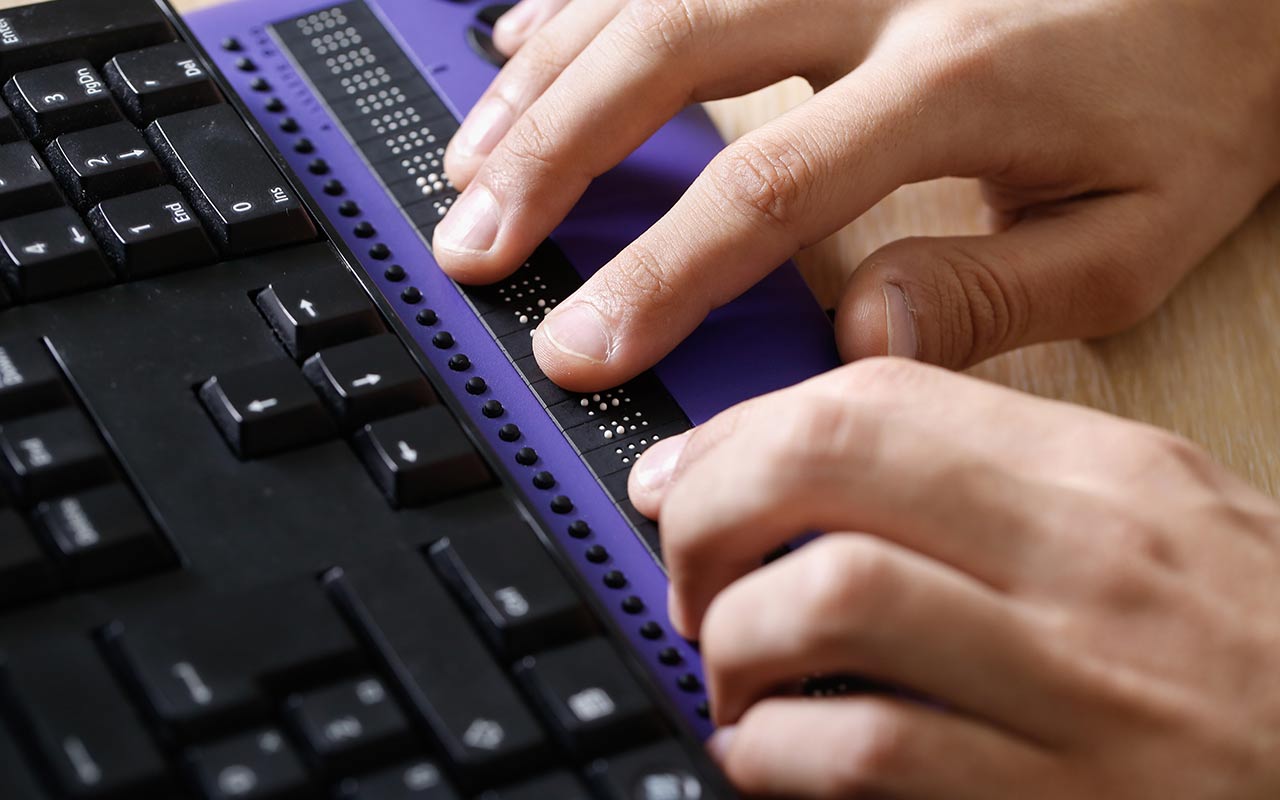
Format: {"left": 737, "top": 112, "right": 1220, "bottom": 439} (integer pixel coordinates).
{"left": 495, "top": 264, "right": 561, "bottom": 328}
{"left": 224, "top": 38, "right": 706, "bottom": 711}
{"left": 294, "top": 7, "right": 351, "bottom": 37}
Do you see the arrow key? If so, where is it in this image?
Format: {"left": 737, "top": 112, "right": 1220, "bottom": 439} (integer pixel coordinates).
{"left": 89, "top": 185, "right": 216, "bottom": 278}
{"left": 303, "top": 334, "right": 437, "bottom": 428}
{"left": 0, "top": 206, "right": 113, "bottom": 300}
{"left": 255, "top": 269, "right": 385, "bottom": 361}
{"left": 355, "top": 407, "right": 492, "bottom": 507}
{"left": 199, "top": 358, "right": 335, "bottom": 459}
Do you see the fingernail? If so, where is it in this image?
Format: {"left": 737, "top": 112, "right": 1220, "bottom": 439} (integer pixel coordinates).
{"left": 434, "top": 186, "right": 500, "bottom": 254}
{"left": 452, "top": 98, "right": 513, "bottom": 160}
{"left": 707, "top": 726, "right": 736, "bottom": 765}
{"left": 632, "top": 434, "right": 689, "bottom": 493}
{"left": 883, "top": 284, "right": 918, "bottom": 359}
{"left": 495, "top": 0, "right": 540, "bottom": 39}
{"left": 539, "top": 303, "right": 612, "bottom": 364}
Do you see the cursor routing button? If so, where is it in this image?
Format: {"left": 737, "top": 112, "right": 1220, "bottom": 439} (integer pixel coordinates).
{"left": 199, "top": 358, "right": 335, "bottom": 459}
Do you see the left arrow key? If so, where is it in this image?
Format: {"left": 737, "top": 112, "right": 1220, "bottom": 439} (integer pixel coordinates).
{"left": 199, "top": 358, "right": 335, "bottom": 459}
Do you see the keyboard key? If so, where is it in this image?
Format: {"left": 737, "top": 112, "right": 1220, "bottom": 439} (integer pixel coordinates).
{"left": 88, "top": 185, "right": 216, "bottom": 277}
{"left": 0, "top": 507, "right": 55, "bottom": 608}
{"left": 0, "top": 141, "right": 63, "bottom": 218}
{"left": 4, "top": 60, "right": 123, "bottom": 143}
{"left": 285, "top": 676, "right": 414, "bottom": 772}
{"left": 516, "top": 638, "right": 662, "bottom": 757}
{"left": 106, "top": 580, "right": 364, "bottom": 739}
{"left": 199, "top": 359, "right": 335, "bottom": 459}
{"left": 430, "top": 522, "right": 593, "bottom": 656}
{"left": 0, "top": 0, "right": 176, "bottom": 80}
{"left": 303, "top": 335, "right": 437, "bottom": 428}
{"left": 338, "top": 760, "right": 461, "bottom": 800}
{"left": 146, "top": 105, "right": 316, "bottom": 255}
{"left": 327, "top": 561, "right": 550, "bottom": 780}
{"left": 105, "top": 42, "right": 223, "bottom": 123}
{"left": 0, "top": 337, "right": 71, "bottom": 420}
{"left": 187, "top": 728, "right": 310, "bottom": 800}
{"left": 589, "top": 741, "right": 711, "bottom": 800}
{"left": 1, "top": 636, "right": 172, "bottom": 798}
{"left": 0, "top": 101, "right": 23, "bottom": 143}
{"left": 481, "top": 771, "right": 593, "bottom": 800}
{"left": 45, "top": 122, "right": 165, "bottom": 207}
{"left": 0, "top": 206, "right": 114, "bottom": 300}
{"left": 32, "top": 483, "right": 168, "bottom": 587}
{"left": 254, "top": 270, "right": 385, "bottom": 361}
{"left": 0, "top": 409, "right": 114, "bottom": 504}
{"left": 354, "top": 407, "right": 491, "bottom": 507}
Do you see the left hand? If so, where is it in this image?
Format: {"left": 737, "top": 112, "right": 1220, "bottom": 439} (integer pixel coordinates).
{"left": 629, "top": 358, "right": 1280, "bottom": 799}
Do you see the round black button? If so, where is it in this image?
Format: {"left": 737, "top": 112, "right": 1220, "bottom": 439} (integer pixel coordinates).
{"left": 568, "top": 520, "right": 591, "bottom": 539}
{"left": 621, "top": 595, "right": 644, "bottom": 614}
{"left": 640, "top": 621, "right": 663, "bottom": 639}
{"left": 498, "top": 423, "right": 521, "bottom": 442}
{"left": 308, "top": 159, "right": 329, "bottom": 175}
{"left": 353, "top": 221, "right": 376, "bottom": 238}
{"left": 657, "top": 646, "right": 682, "bottom": 666}
{"left": 323, "top": 180, "right": 344, "bottom": 196}
{"left": 448, "top": 354, "right": 471, "bottom": 372}
{"left": 696, "top": 700, "right": 710, "bottom": 718}
{"left": 482, "top": 400, "right": 504, "bottom": 419}
{"left": 369, "top": 243, "right": 391, "bottom": 260}
{"left": 432, "top": 331, "right": 454, "bottom": 349}
{"left": 465, "top": 377, "right": 487, "bottom": 395}
{"left": 265, "top": 97, "right": 285, "bottom": 113}
{"left": 294, "top": 138, "right": 315, "bottom": 154}
{"left": 415, "top": 308, "right": 438, "bottom": 326}
{"left": 401, "top": 287, "right": 423, "bottom": 304}
{"left": 602, "top": 569, "right": 626, "bottom": 588}
{"left": 677, "top": 673, "right": 701, "bottom": 692}
{"left": 236, "top": 57, "right": 256, "bottom": 72}
{"left": 280, "top": 117, "right": 300, "bottom": 133}
{"left": 384, "top": 264, "right": 406, "bottom": 282}
{"left": 338, "top": 200, "right": 360, "bottom": 217}
{"left": 222, "top": 37, "right": 243, "bottom": 51}
{"left": 532, "top": 471, "right": 555, "bottom": 490}
{"left": 585, "top": 545, "right": 608, "bottom": 564}
{"left": 250, "top": 77, "right": 271, "bottom": 92}
{"left": 514, "top": 448, "right": 538, "bottom": 466}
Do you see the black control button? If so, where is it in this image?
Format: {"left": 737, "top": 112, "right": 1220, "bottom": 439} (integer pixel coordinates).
{"left": 355, "top": 407, "right": 492, "bottom": 508}
{"left": 327, "top": 561, "right": 550, "bottom": 779}
{"left": 482, "top": 771, "right": 594, "bottom": 800}
{"left": 0, "top": 206, "right": 114, "bottom": 300}
{"left": 2, "top": 636, "right": 174, "bottom": 798}
{"left": 0, "top": 409, "right": 114, "bottom": 505}
{"left": 0, "top": 102, "right": 23, "bottom": 144}
{"left": 199, "top": 359, "right": 335, "bottom": 459}
{"left": 302, "top": 334, "right": 437, "bottom": 428}
{"left": 589, "top": 741, "right": 708, "bottom": 800}
{"left": 285, "top": 676, "right": 414, "bottom": 772}
{"left": 477, "top": 4, "right": 516, "bottom": 27}
{"left": 0, "top": 337, "right": 70, "bottom": 420}
{"left": 88, "top": 185, "right": 216, "bottom": 277}
{"left": 3, "top": 60, "right": 123, "bottom": 143}
{"left": 0, "top": 141, "right": 63, "bottom": 218}
{"left": 255, "top": 270, "right": 385, "bottom": 361}
{"left": 516, "top": 638, "right": 662, "bottom": 757}
{"left": 187, "top": 728, "right": 311, "bottom": 800}
{"left": 106, "top": 580, "right": 364, "bottom": 740}
{"left": 45, "top": 121, "right": 165, "bottom": 207}
{"left": 106, "top": 42, "right": 223, "bottom": 123}
{"left": 146, "top": 104, "right": 316, "bottom": 255}
{"left": 0, "top": 0, "right": 177, "bottom": 81}
{"left": 337, "top": 760, "right": 462, "bottom": 800}
{"left": 465, "top": 26, "right": 508, "bottom": 69}
{"left": 33, "top": 483, "right": 168, "bottom": 588}
{"left": 0, "top": 508, "right": 55, "bottom": 608}
{"left": 430, "top": 521, "right": 593, "bottom": 657}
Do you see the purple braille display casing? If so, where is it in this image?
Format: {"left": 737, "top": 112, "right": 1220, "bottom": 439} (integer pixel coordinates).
{"left": 181, "top": 0, "right": 841, "bottom": 741}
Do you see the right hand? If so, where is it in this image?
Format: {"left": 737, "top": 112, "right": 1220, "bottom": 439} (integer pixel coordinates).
{"left": 433, "top": 0, "right": 1280, "bottom": 392}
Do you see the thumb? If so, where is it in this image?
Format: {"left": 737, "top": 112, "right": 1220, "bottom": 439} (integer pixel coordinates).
{"left": 836, "top": 192, "right": 1182, "bottom": 369}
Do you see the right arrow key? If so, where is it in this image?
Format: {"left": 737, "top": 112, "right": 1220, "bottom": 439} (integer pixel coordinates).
{"left": 199, "top": 358, "right": 335, "bottom": 459}
{"left": 303, "top": 334, "right": 437, "bottom": 429}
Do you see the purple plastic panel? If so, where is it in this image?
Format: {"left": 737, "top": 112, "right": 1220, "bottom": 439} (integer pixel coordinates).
{"left": 184, "top": 0, "right": 840, "bottom": 741}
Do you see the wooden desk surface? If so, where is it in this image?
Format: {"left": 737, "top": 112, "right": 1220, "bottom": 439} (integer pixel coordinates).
{"left": 14, "top": 0, "right": 1277, "bottom": 493}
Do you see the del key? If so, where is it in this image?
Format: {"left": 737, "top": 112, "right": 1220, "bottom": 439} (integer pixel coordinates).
{"left": 145, "top": 104, "right": 315, "bottom": 256}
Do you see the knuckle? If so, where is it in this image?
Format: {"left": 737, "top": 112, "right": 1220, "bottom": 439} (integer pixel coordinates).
{"left": 835, "top": 356, "right": 934, "bottom": 399}
{"left": 624, "top": 0, "right": 708, "bottom": 59}
{"left": 597, "top": 240, "right": 690, "bottom": 320}
{"left": 489, "top": 112, "right": 561, "bottom": 183}
{"left": 825, "top": 702, "right": 913, "bottom": 794}
{"left": 794, "top": 537, "right": 897, "bottom": 636}
{"left": 508, "top": 33, "right": 569, "bottom": 83}
{"left": 709, "top": 134, "right": 813, "bottom": 234}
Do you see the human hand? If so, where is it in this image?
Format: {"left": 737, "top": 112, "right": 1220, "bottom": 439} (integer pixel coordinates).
{"left": 623, "top": 358, "right": 1280, "bottom": 798}
{"left": 432, "top": 0, "right": 1280, "bottom": 392}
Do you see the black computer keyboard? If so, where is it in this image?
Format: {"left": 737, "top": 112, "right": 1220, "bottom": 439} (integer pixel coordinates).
{"left": 0, "top": 1, "right": 724, "bottom": 798}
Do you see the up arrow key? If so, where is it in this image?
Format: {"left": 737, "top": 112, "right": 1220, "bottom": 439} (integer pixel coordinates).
{"left": 398, "top": 441, "right": 418, "bottom": 463}
{"left": 297, "top": 299, "right": 317, "bottom": 318}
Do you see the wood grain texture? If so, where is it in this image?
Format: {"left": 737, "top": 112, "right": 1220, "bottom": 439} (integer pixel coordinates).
{"left": 12, "top": 0, "right": 1273, "bottom": 492}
